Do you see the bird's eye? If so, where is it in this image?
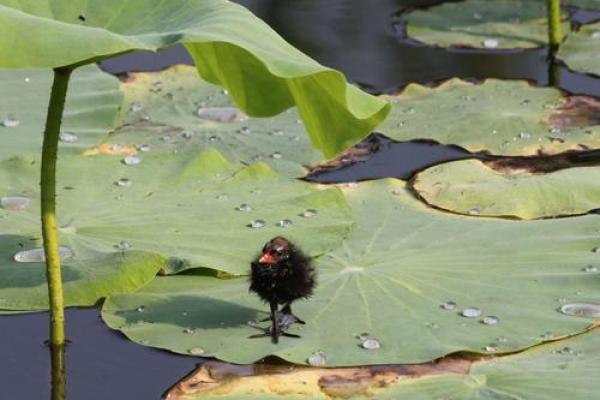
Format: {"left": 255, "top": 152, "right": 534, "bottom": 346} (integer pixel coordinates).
{"left": 274, "top": 246, "right": 284, "bottom": 255}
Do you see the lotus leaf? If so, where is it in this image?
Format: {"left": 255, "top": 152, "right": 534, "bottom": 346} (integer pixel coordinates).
{"left": 403, "top": 0, "right": 562, "bottom": 49}
{"left": 102, "top": 180, "right": 600, "bottom": 365}
{"left": 412, "top": 160, "right": 600, "bottom": 219}
{"left": 0, "top": 148, "right": 353, "bottom": 288}
{"left": 566, "top": 0, "right": 600, "bottom": 10}
{"left": 110, "top": 65, "right": 323, "bottom": 178}
{"left": 559, "top": 22, "right": 600, "bottom": 77}
{"left": 0, "top": 65, "right": 122, "bottom": 160}
{"left": 0, "top": 0, "right": 389, "bottom": 158}
{"left": 378, "top": 79, "right": 600, "bottom": 155}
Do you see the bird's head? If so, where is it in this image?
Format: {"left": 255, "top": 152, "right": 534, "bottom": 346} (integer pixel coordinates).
{"left": 258, "top": 236, "right": 291, "bottom": 266}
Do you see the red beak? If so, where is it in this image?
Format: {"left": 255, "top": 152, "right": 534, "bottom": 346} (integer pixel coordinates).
{"left": 259, "top": 252, "right": 275, "bottom": 264}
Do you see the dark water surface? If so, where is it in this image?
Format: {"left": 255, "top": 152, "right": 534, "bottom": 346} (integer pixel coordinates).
{"left": 3, "top": 1, "right": 600, "bottom": 399}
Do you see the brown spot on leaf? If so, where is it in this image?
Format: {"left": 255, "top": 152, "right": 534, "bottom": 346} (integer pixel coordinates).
{"left": 482, "top": 148, "right": 600, "bottom": 175}
{"left": 165, "top": 356, "right": 476, "bottom": 399}
{"left": 544, "top": 96, "right": 600, "bottom": 130}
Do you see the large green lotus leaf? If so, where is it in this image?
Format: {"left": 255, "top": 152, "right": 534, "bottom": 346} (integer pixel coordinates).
{"left": 0, "top": 65, "right": 122, "bottom": 159}
{"left": 0, "top": 149, "right": 352, "bottom": 278}
{"left": 0, "top": 0, "right": 389, "bottom": 158}
{"left": 403, "top": 0, "right": 562, "bottom": 49}
{"left": 101, "top": 179, "right": 600, "bottom": 365}
{"left": 379, "top": 79, "right": 600, "bottom": 156}
{"left": 559, "top": 22, "right": 600, "bottom": 77}
{"left": 106, "top": 65, "right": 324, "bottom": 178}
{"left": 0, "top": 245, "right": 165, "bottom": 311}
{"left": 167, "top": 331, "right": 600, "bottom": 399}
{"left": 412, "top": 160, "right": 600, "bottom": 219}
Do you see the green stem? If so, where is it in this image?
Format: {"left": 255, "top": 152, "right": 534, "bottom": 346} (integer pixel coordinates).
{"left": 41, "top": 67, "right": 73, "bottom": 348}
{"left": 50, "top": 344, "right": 66, "bottom": 400}
{"left": 547, "top": 0, "right": 562, "bottom": 58}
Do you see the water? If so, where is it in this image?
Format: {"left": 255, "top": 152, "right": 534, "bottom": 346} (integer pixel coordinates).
{"left": 440, "top": 301, "right": 457, "bottom": 311}
{"left": 277, "top": 219, "right": 293, "bottom": 228}
{"left": 461, "top": 307, "right": 482, "bottom": 318}
{"left": 361, "top": 338, "right": 381, "bottom": 350}
{"left": 122, "top": 156, "right": 142, "bottom": 166}
{"left": 307, "top": 351, "right": 327, "bottom": 366}
{"left": 114, "top": 178, "right": 132, "bottom": 187}
{"left": 1, "top": 196, "right": 30, "bottom": 211}
{"left": 14, "top": 246, "right": 73, "bottom": 263}
{"left": 1, "top": 118, "right": 20, "bottom": 127}
{"left": 59, "top": 132, "right": 78, "bottom": 143}
{"left": 300, "top": 209, "right": 318, "bottom": 218}
{"left": 248, "top": 219, "right": 266, "bottom": 229}
{"left": 236, "top": 203, "right": 252, "bottom": 212}
{"left": 482, "top": 316, "right": 500, "bottom": 325}
{"left": 559, "top": 303, "right": 600, "bottom": 318}
{"left": 196, "top": 107, "right": 247, "bottom": 123}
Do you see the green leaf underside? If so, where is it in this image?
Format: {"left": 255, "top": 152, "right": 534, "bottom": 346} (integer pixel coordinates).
{"left": 413, "top": 160, "right": 600, "bottom": 220}
{"left": 0, "top": 0, "right": 389, "bottom": 158}
{"left": 112, "top": 65, "right": 324, "bottom": 178}
{"left": 171, "top": 331, "right": 600, "bottom": 399}
{"left": 378, "top": 79, "right": 600, "bottom": 156}
{"left": 102, "top": 180, "right": 600, "bottom": 366}
{"left": 0, "top": 65, "right": 122, "bottom": 160}
{"left": 559, "top": 22, "right": 600, "bottom": 77}
{"left": 404, "top": 0, "right": 562, "bottom": 49}
{"left": 0, "top": 148, "right": 352, "bottom": 290}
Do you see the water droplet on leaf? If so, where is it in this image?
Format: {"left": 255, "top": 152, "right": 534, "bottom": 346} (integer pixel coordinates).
{"left": 482, "top": 316, "right": 499, "bottom": 325}
{"left": 441, "top": 301, "right": 457, "bottom": 310}
{"left": 137, "top": 144, "right": 151, "bottom": 152}
{"left": 559, "top": 303, "right": 600, "bottom": 318}
{"left": 482, "top": 39, "right": 499, "bottom": 48}
{"left": 248, "top": 219, "right": 266, "bottom": 229}
{"left": 115, "top": 241, "right": 131, "bottom": 251}
{"left": 361, "top": 338, "right": 381, "bottom": 350}
{"left": 301, "top": 209, "right": 318, "bottom": 218}
{"left": 2, "top": 118, "right": 20, "bottom": 128}
{"left": 307, "top": 351, "right": 327, "bottom": 366}
{"left": 270, "top": 152, "right": 282, "bottom": 159}
{"left": 236, "top": 203, "right": 252, "bottom": 212}
{"left": 582, "top": 265, "right": 598, "bottom": 273}
{"left": 188, "top": 347, "right": 205, "bottom": 355}
{"left": 59, "top": 132, "right": 78, "bottom": 143}
{"left": 461, "top": 307, "right": 482, "bottom": 318}
{"left": 197, "top": 107, "right": 246, "bottom": 123}
{"left": 136, "top": 306, "right": 145, "bottom": 312}
{"left": 122, "top": 156, "right": 142, "bottom": 166}
{"left": 1, "top": 196, "right": 30, "bottom": 211}
{"left": 468, "top": 208, "right": 481, "bottom": 216}
{"left": 277, "top": 219, "right": 293, "bottom": 228}
{"left": 130, "top": 102, "right": 143, "bottom": 113}
{"left": 484, "top": 344, "right": 498, "bottom": 352}
{"left": 14, "top": 246, "right": 73, "bottom": 262}
{"left": 114, "top": 178, "right": 132, "bottom": 187}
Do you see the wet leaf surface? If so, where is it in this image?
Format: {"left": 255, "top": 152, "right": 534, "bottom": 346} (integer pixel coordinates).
{"left": 379, "top": 79, "right": 600, "bottom": 155}
{"left": 0, "top": 65, "right": 122, "bottom": 159}
{"left": 113, "top": 65, "right": 325, "bottom": 178}
{"left": 102, "top": 180, "right": 600, "bottom": 365}
{"left": 403, "top": 0, "right": 563, "bottom": 49}
{"left": 412, "top": 159, "right": 600, "bottom": 219}
{"left": 559, "top": 22, "right": 600, "bottom": 77}
{"left": 166, "top": 329, "right": 600, "bottom": 399}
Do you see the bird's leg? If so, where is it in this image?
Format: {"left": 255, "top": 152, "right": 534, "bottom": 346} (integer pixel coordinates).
{"left": 270, "top": 301, "right": 280, "bottom": 344}
{"left": 281, "top": 303, "right": 306, "bottom": 325}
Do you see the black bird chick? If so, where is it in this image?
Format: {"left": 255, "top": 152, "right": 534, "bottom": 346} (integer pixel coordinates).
{"left": 249, "top": 236, "right": 316, "bottom": 343}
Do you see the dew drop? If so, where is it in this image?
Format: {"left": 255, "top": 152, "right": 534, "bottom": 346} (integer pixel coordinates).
{"left": 270, "top": 151, "right": 282, "bottom": 159}
{"left": 238, "top": 126, "right": 251, "bottom": 135}
{"left": 122, "top": 156, "right": 142, "bottom": 166}
{"left": 473, "top": 12, "right": 483, "bottom": 20}
{"left": 114, "top": 178, "right": 132, "bottom": 187}
{"left": 115, "top": 241, "right": 131, "bottom": 251}
{"left": 277, "top": 219, "right": 293, "bottom": 228}
{"left": 136, "top": 306, "right": 145, "bottom": 312}
{"left": 361, "top": 338, "right": 381, "bottom": 350}
{"left": 592, "top": 247, "right": 600, "bottom": 254}
{"left": 59, "top": 132, "right": 78, "bottom": 143}
{"left": 248, "top": 219, "right": 266, "bottom": 229}
{"left": 591, "top": 31, "right": 600, "bottom": 39}
{"left": 140, "top": 115, "right": 151, "bottom": 122}
{"left": 137, "top": 144, "right": 151, "bottom": 152}
{"left": 559, "top": 303, "right": 600, "bottom": 318}
{"left": 582, "top": 265, "right": 598, "bottom": 273}
{"left": 484, "top": 344, "right": 498, "bottom": 352}
{"left": 482, "top": 38, "right": 499, "bottom": 48}
{"left": 301, "top": 209, "right": 318, "bottom": 218}
{"left": 181, "top": 130, "right": 193, "bottom": 139}
{"left": 130, "top": 102, "right": 143, "bottom": 113}
{"left": 1, "top": 196, "right": 30, "bottom": 211}
{"left": 160, "top": 135, "right": 172, "bottom": 142}
{"left": 307, "top": 351, "right": 327, "bottom": 366}
{"left": 196, "top": 107, "right": 246, "bottom": 123}
{"left": 236, "top": 203, "right": 252, "bottom": 212}
{"left": 440, "top": 301, "right": 457, "bottom": 310}
{"left": 188, "top": 347, "right": 205, "bottom": 356}
{"left": 355, "top": 332, "right": 370, "bottom": 341}
{"left": 183, "top": 327, "right": 196, "bottom": 335}
{"left": 540, "top": 332, "right": 553, "bottom": 340}
{"left": 14, "top": 246, "right": 73, "bottom": 262}
{"left": 270, "top": 129, "right": 284, "bottom": 136}
{"left": 2, "top": 118, "right": 20, "bottom": 128}
{"left": 518, "top": 132, "right": 531, "bottom": 140}
{"left": 467, "top": 208, "right": 481, "bottom": 216}
{"left": 208, "top": 135, "right": 220, "bottom": 142}
{"left": 461, "top": 307, "right": 482, "bottom": 318}
{"left": 391, "top": 188, "right": 403, "bottom": 196}
{"left": 482, "top": 316, "right": 499, "bottom": 325}
{"left": 215, "top": 194, "right": 228, "bottom": 200}
{"left": 558, "top": 346, "right": 574, "bottom": 355}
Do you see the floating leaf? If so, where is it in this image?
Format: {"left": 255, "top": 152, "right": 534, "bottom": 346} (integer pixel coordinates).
{"left": 102, "top": 180, "right": 600, "bottom": 365}
{"left": 559, "top": 22, "right": 600, "bottom": 77}
{"left": 111, "top": 65, "right": 324, "bottom": 177}
{"left": 412, "top": 160, "right": 600, "bottom": 219}
{"left": 166, "top": 330, "right": 600, "bottom": 399}
{"left": 379, "top": 79, "right": 600, "bottom": 155}
{"left": 0, "top": 0, "right": 389, "bottom": 158}
{"left": 0, "top": 65, "right": 122, "bottom": 159}
{"left": 566, "top": 0, "right": 600, "bottom": 11}
{"left": 403, "top": 0, "right": 564, "bottom": 49}
{"left": 0, "top": 148, "right": 352, "bottom": 285}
